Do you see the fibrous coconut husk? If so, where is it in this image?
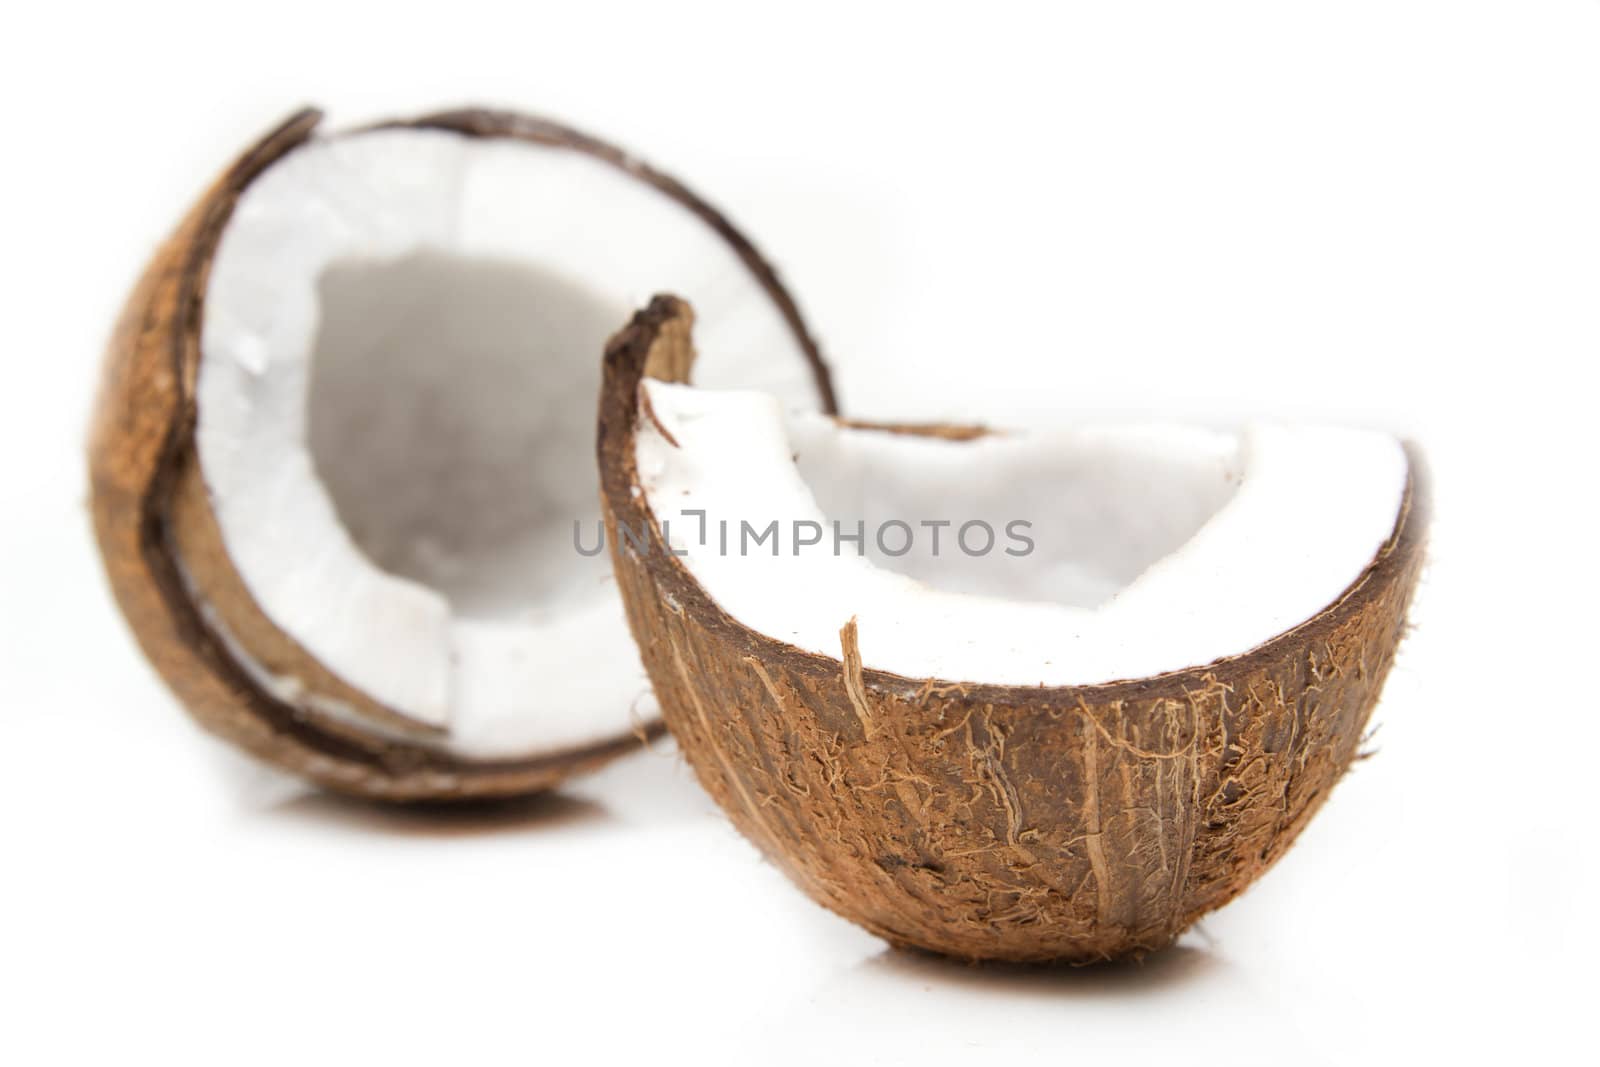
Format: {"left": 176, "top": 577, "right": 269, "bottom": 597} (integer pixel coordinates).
{"left": 598, "top": 295, "right": 1428, "bottom": 962}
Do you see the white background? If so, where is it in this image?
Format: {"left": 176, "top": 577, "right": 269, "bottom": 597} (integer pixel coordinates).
{"left": 3, "top": 2, "right": 1597, "bottom": 1064}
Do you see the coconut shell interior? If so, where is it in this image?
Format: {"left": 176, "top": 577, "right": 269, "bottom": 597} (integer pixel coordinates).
{"left": 88, "top": 110, "right": 835, "bottom": 800}
{"left": 599, "top": 295, "right": 1429, "bottom": 963}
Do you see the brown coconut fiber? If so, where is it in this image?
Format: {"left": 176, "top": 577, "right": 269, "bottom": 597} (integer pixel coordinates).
{"left": 598, "top": 295, "right": 1429, "bottom": 963}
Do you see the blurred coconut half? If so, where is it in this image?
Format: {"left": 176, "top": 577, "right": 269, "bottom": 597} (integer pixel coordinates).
{"left": 88, "top": 108, "right": 836, "bottom": 800}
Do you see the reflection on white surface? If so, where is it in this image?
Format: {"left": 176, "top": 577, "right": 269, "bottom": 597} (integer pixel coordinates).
{"left": 225, "top": 736, "right": 1323, "bottom": 1066}
{"left": 743, "top": 944, "right": 1303, "bottom": 1066}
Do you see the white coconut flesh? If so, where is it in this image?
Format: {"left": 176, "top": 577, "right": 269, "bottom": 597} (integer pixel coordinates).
{"left": 195, "top": 128, "right": 823, "bottom": 758}
{"left": 635, "top": 381, "right": 1410, "bottom": 687}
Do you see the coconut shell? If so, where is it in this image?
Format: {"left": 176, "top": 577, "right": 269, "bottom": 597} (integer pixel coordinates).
{"left": 87, "top": 108, "right": 836, "bottom": 801}
{"left": 599, "top": 296, "right": 1429, "bottom": 963}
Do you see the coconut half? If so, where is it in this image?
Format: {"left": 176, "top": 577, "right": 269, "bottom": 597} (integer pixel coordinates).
{"left": 88, "top": 109, "right": 835, "bottom": 800}
{"left": 600, "top": 297, "right": 1428, "bottom": 963}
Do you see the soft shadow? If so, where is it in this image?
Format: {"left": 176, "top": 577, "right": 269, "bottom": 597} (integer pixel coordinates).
{"left": 561, "top": 733, "right": 721, "bottom": 826}
{"left": 859, "top": 938, "right": 1223, "bottom": 998}
{"left": 264, "top": 788, "right": 609, "bottom": 839}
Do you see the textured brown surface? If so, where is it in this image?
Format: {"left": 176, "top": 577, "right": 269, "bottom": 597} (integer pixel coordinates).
{"left": 87, "top": 108, "right": 835, "bottom": 801}
{"left": 599, "top": 296, "right": 1429, "bottom": 963}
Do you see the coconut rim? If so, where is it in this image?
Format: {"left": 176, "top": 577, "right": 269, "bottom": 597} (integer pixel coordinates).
{"left": 118, "top": 108, "right": 838, "bottom": 784}
{"left": 599, "top": 294, "right": 1429, "bottom": 711}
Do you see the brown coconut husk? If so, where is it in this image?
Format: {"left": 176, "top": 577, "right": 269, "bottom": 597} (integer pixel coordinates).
{"left": 598, "top": 295, "right": 1429, "bottom": 963}
{"left": 87, "top": 109, "right": 836, "bottom": 801}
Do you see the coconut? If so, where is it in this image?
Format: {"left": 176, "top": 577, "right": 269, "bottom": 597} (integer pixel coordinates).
{"left": 599, "top": 296, "right": 1428, "bottom": 963}
{"left": 88, "top": 109, "right": 835, "bottom": 800}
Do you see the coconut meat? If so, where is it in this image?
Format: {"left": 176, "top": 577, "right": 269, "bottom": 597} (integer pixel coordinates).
{"left": 635, "top": 380, "right": 1409, "bottom": 687}
{"left": 196, "top": 128, "right": 820, "bottom": 758}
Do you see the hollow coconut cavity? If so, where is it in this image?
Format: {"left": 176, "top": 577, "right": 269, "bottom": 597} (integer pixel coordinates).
{"left": 88, "top": 110, "right": 834, "bottom": 799}
{"left": 600, "top": 297, "right": 1428, "bottom": 963}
